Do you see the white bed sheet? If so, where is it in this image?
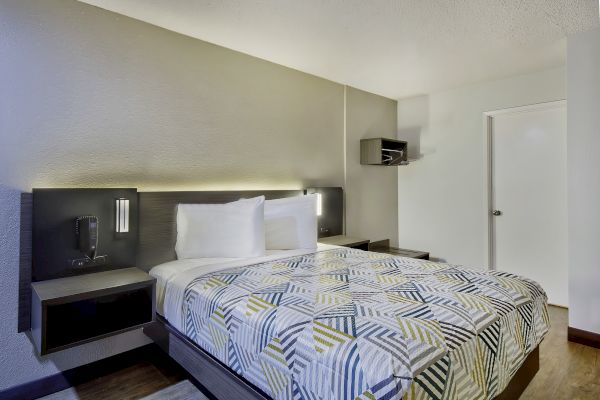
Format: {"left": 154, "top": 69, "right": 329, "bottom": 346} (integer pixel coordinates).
{"left": 149, "top": 243, "right": 340, "bottom": 330}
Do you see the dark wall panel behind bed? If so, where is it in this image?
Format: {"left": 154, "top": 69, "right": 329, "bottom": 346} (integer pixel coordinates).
{"left": 32, "top": 188, "right": 138, "bottom": 281}
{"left": 137, "top": 190, "right": 303, "bottom": 270}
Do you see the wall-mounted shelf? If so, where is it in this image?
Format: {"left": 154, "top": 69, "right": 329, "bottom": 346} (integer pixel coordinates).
{"left": 360, "top": 138, "right": 408, "bottom": 166}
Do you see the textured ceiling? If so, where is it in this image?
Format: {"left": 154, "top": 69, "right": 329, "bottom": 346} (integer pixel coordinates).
{"left": 78, "top": 0, "right": 599, "bottom": 99}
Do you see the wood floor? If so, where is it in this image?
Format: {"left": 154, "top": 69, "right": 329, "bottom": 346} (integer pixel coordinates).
{"left": 37, "top": 355, "right": 211, "bottom": 400}
{"left": 37, "top": 306, "right": 600, "bottom": 400}
{"left": 521, "top": 306, "right": 600, "bottom": 399}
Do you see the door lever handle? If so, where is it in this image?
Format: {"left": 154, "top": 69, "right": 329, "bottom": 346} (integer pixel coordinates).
{"left": 492, "top": 210, "right": 502, "bottom": 216}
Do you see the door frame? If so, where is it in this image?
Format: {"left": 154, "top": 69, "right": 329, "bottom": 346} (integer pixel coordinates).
{"left": 482, "top": 100, "right": 566, "bottom": 270}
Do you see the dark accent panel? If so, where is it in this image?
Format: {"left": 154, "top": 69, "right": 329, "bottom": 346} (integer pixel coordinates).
{"left": 32, "top": 188, "right": 138, "bottom": 281}
{"left": 494, "top": 346, "right": 539, "bottom": 400}
{"left": 305, "top": 187, "right": 343, "bottom": 238}
{"left": 0, "top": 344, "right": 190, "bottom": 400}
{"left": 137, "top": 190, "right": 302, "bottom": 270}
{"left": 144, "top": 317, "right": 269, "bottom": 400}
{"left": 18, "top": 193, "right": 33, "bottom": 332}
{"left": 568, "top": 326, "right": 600, "bottom": 349}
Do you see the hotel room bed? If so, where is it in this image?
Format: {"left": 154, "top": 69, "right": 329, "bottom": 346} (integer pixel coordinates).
{"left": 149, "top": 245, "right": 549, "bottom": 400}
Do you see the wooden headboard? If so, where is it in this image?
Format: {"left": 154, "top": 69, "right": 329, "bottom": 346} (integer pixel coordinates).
{"left": 137, "top": 190, "right": 303, "bottom": 270}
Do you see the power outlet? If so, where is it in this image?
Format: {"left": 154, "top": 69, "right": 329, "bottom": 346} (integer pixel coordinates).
{"left": 69, "top": 255, "right": 108, "bottom": 268}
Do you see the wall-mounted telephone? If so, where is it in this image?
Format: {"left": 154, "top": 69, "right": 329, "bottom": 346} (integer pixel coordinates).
{"left": 72, "top": 216, "right": 106, "bottom": 268}
{"left": 75, "top": 216, "right": 99, "bottom": 259}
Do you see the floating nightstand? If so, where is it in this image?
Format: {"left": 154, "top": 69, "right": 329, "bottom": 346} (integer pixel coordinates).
{"left": 318, "top": 234, "right": 370, "bottom": 251}
{"left": 31, "top": 267, "right": 155, "bottom": 355}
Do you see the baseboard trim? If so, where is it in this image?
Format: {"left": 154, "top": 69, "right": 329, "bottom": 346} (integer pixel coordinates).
{"left": 0, "top": 344, "right": 161, "bottom": 400}
{"left": 568, "top": 326, "right": 600, "bottom": 349}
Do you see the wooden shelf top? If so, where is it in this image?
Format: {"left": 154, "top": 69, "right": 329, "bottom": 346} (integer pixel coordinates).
{"left": 319, "top": 235, "right": 370, "bottom": 248}
{"left": 32, "top": 267, "right": 154, "bottom": 301}
{"left": 370, "top": 246, "right": 429, "bottom": 259}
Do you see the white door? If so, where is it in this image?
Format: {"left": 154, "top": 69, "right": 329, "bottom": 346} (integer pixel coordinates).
{"left": 488, "top": 102, "right": 567, "bottom": 307}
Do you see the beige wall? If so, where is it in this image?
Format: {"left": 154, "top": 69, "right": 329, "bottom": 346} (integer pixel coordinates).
{"left": 345, "top": 87, "right": 399, "bottom": 246}
{"left": 0, "top": 0, "right": 397, "bottom": 391}
{"left": 0, "top": 0, "right": 345, "bottom": 191}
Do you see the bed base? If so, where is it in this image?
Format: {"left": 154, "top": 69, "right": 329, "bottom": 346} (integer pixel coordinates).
{"left": 144, "top": 316, "right": 269, "bottom": 399}
{"left": 144, "top": 316, "right": 539, "bottom": 400}
{"left": 495, "top": 345, "right": 539, "bottom": 400}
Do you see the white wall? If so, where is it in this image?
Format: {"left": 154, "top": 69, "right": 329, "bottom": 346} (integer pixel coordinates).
{"left": 567, "top": 27, "right": 600, "bottom": 335}
{"left": 0, "top": 0, "right": 397, "bottom": 391}
{"left": 397, "top": 67, "right": 566, "bottom": 266}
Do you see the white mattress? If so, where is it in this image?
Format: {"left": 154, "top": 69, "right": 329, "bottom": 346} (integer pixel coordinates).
{"left": 149, "top": 244, "right": 339, "bottom": 330}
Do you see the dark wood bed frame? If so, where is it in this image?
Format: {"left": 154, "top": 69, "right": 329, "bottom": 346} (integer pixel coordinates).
{"left": 137, "top": 189, "right": 540, "bottom": 400}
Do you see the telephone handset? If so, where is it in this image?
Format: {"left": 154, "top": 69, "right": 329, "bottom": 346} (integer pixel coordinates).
{"left": 75, "top": 216, "right": 99, "bottom": 260}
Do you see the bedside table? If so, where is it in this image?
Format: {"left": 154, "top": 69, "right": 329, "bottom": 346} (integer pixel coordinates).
{"left": 369, "top": 244, "right": 429, "bottom": 260}
{"left": 31, "top": 267, "right": 155, "bottom": 355}
{"left": 319, "top": 235, "right": 370, "bottom": 251}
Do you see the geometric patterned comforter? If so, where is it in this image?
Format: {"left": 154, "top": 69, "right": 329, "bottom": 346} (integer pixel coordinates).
{"left": 182, "top": 248, "right": 549, "bottom": 400}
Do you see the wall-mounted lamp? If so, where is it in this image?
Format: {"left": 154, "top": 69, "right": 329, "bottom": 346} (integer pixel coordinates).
{"left": 304, "top": 187, "right": 343, "bottom": 238}
{"left": 115, "top": 198, "right": 129, "bottom": 233}
{"left": 316, "top": 193, "right": 323, "bottom": 216}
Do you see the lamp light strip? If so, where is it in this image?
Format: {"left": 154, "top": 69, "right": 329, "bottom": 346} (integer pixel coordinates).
{"left": 116, "top": 198, "right": 129, "bottom": 233}
{"left": 316, "top": 193, "right": 323, "bottom": 216}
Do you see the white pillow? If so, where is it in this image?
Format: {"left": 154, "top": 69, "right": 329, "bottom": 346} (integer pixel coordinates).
{"left": 265, "top": 195, "right": 317, "bottom": 250}
{"left": 175, "top": 196, "right": 265, "bottom": 259}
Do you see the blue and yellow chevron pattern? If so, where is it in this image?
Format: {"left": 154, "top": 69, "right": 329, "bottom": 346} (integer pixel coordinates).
{"left": 183, "top": 248, "right": 548, "bottom": 400}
